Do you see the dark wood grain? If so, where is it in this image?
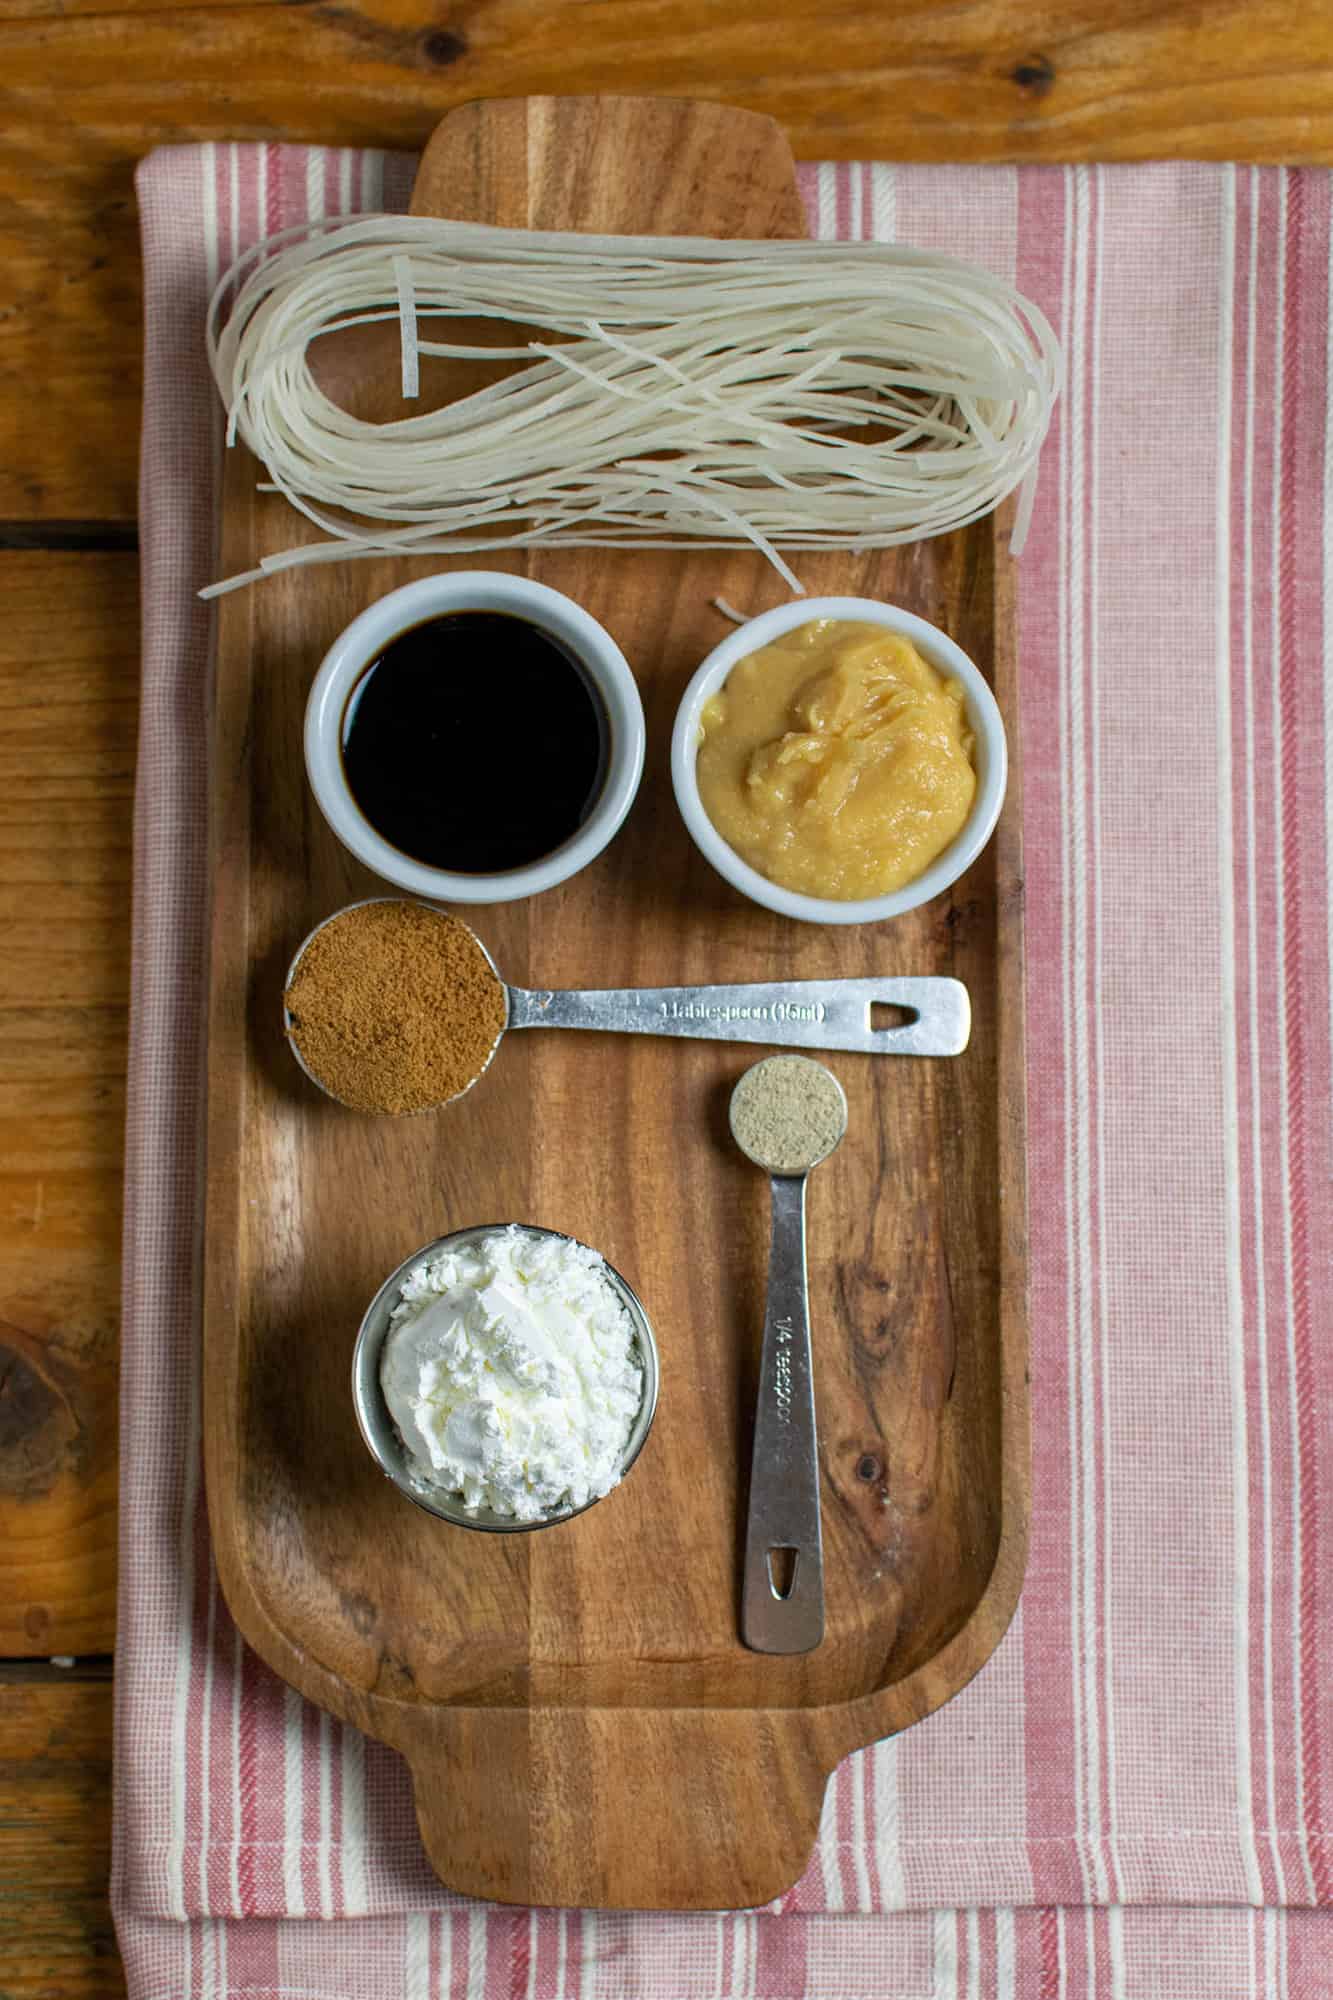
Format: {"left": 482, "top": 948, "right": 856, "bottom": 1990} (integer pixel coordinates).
{"left": 202, "top": 94, "right": 1028, "bottom": 1910}
{"left": 0, "top": 553, "right": 136, "bottom": 1659}
{"left": 0, "top": 1675, "right": 124, "bottom": 2000}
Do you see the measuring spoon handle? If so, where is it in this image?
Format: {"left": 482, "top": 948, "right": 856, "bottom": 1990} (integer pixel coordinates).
{"left": 742, "top": 1173, "right": 824, "bottom": 1654}
{"left": 506, "top": 976, "right": 969, "bottom": 1055}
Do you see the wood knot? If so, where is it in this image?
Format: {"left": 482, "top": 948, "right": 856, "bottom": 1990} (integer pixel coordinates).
{"left": 0, "top": 1337, "right": 78, "bottom": 1498}
{"left": 944, "top": 895, "right": 984, "bottom": 940}
{"left": 856, "top": 1453, "right": 883, "bottom": 1484}
{"left": 1010, "top": 54, "right": 1055, "bottom": 97}
{"left": 339, "top": 1589, "right": 378, "bottom": 1637}
{"left": 420, "top": 27, "right": 467, "bottom": 66}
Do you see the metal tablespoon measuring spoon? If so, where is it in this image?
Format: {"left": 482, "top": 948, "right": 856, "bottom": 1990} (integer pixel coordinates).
{"left": 730, "top": 1055, "right": 848, "bottom": 1655}
{"left": 282, "top": 898, "right": 971, "bottom": 1111}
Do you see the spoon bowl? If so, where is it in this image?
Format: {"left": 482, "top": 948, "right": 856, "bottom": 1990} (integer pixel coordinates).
{"left": 281, "top": 899, "right": 510, "bottom": 1114}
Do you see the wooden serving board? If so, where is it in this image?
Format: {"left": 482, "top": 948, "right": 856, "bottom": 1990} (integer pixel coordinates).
{"left": 204, "top": 94, "right": 1029, "bottom": 1910}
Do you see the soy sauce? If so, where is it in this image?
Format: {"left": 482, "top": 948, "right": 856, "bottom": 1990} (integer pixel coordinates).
{"left": 341, "top": 612, "right": 608, "bottom": 874}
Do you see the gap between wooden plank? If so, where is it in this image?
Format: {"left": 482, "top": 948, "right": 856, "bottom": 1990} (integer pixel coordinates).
{"left": 0, "top": 1656, "right": 115, "bottom": 1683}
{"left": 0, "top": 522, "right": 138, "bottom": 552}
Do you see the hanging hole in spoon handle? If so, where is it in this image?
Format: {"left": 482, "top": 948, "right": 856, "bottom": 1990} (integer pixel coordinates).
{"left": 766, "top": 1546, "right": 799, "bottom": 1599}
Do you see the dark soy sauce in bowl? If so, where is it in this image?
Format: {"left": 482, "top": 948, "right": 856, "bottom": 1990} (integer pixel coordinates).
{"left": 340, "top": 611, "right": 609, "bottom": 874}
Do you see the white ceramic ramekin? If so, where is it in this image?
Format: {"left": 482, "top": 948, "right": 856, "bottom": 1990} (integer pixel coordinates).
{"left": 305, "top": 572, "right": 645, "bottom": 904}
{"left": 670, "top": 596, "right": 1007, "bottom": 926}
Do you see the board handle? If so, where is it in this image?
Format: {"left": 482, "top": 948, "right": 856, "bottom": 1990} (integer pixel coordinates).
{"left": 396, "top": 1705, "right": 839, "bottom": 1909}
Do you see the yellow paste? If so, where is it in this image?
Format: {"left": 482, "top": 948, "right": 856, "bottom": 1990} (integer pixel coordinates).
{"left": 696, "top": 620, "right": 977, "bottom": 901}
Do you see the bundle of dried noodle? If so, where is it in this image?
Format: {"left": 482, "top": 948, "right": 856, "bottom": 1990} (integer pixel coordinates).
{"left": 204, "top": 216, "right": 1062, "bottom": 598}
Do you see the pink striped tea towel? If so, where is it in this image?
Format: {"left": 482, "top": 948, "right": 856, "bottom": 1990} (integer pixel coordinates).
{"left": 114, "top": 148, "right": 1333, "bottom": 1997}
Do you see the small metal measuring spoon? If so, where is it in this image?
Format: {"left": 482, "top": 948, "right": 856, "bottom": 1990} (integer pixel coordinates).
{"left": 283, "top": 898, "right": 971, "bottom": 1109}
{"left": 729, "top": 1055, "right": 848, "bottom": 1655}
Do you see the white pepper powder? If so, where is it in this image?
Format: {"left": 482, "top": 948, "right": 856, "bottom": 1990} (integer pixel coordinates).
{"left": 728, "top": 1055, "right": 848, "bottom": 1175}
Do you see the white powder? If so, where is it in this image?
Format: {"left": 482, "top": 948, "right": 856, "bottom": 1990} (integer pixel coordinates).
{"left": 379, "top": 1226, "right": 645, "bottom": 1521}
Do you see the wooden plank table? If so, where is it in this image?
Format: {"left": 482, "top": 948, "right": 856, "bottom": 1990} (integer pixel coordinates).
{"left": 2, "top": 3, "right": 1330, "bottom": 1989}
